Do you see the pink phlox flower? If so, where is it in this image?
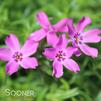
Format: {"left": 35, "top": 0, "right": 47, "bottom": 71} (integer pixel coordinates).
{"left": 0, "top": 34, "right": 39, "bottom": 75}
{"left": 67, "top": 16, "right": 101, "bottom": 58}
{"left": 43, "top": 34, "right": 80, "bottom": 78}
{"left": 30, "top": 11, "right": 69, "bottom": 47}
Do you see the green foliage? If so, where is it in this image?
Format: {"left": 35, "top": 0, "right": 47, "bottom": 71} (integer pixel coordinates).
{"left": 0, "top": 0, "right": 101, "bottom": 101}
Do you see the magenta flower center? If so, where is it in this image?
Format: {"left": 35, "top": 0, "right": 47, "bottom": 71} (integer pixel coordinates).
{"left": 56, "top": 50, "right": 66, "bottom": 61}
{"left": 13, "top": 52, "right": 23, "bottom": 62}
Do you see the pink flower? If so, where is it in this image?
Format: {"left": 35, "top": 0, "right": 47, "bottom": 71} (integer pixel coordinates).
{"left": 0, "top": 34, "right": 39, "bottom": 75}
{"left": 67, "top": 17, "right": 101, "bottom": 58}
{"left": 29, "top": 11, "right": 69, "bottom": 47}
{"left": 43, "top": 34, "right": 80, "bottom": 78}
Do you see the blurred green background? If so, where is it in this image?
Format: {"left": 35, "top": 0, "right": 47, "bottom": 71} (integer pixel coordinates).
{"left": 0, "top": 0, "right": 101, "bottom": 101}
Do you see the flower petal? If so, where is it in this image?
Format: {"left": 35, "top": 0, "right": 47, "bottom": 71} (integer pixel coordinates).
{"left": 21, "top": 39, "right": 39, "bottom": 57}
{"left": 74, "top": 49, "right": 82, "bottom": 57}
{"left": 67, "top": 19, "right": 76, "bottom": 37}
{"left": 77, "top": 16, "right": 92, "bottom": 33}
{"left": 6, "top": 60, "right": 19, "bottom": 75}
{"left": 56, "top": 34, "right": 68, "bottom": 49}
{"left": 54, "top": 18, "right": 69, "bottom": 32}
{"left": 29, "top": 29, "right": 46, "bottom": 41}
{"left": 52, "top": 60, "right": 63, "bottom": 78}
{"left": 36, "top": 11, "right": 51, "bottom": 29}
{"left": 0, "top": 48, "right": 12, "bottom": 61}
{"left": 83, "top": 29, "right": 101, "bottom": 43}
{"left": 66, "top": 47, "right": 78, "bottom": 58}
{"left": 20, "top": 57, "right": 38, "bottom": 69}
{"left": 5, "top": 34, "right": 20, "bottom": 51}
{"left": 79, "top": 44, "right": 98, "bottom": 58}
{"left": 47, "top": 32, "right": 59, "bottom": 47}
{"left": 63, "top": 59, "right": 80, "bottom": 72}
{"left": 43, "top": 48, "right": 56, "bottom": 60}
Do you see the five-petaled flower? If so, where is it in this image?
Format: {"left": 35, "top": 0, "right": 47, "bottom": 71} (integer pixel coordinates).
{"left": 0, "top": 34, "right": 39, "bottom": 75}
{"left": 43, "top": 34, "right": 80, "bottom": 78}
{"left": 67, "top": 17, "right": 101, "bottom": 58}
{"left": 29, "top": 11, "right": 69, "bottom": 47}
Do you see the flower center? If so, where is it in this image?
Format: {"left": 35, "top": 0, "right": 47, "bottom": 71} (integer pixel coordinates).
{"left": 72, "top": 33, "right": 83, "bottom": 46}
{"left": 56, "top": 50, "right": 66, "bottom": 61}
{"left": 12, "top": 52, "right": 23, "bottom": 62}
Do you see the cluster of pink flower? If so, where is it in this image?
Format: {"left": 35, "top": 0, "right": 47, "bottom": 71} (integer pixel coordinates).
{"left": 0, "top": 11, "right": 101, "bottom": 78}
